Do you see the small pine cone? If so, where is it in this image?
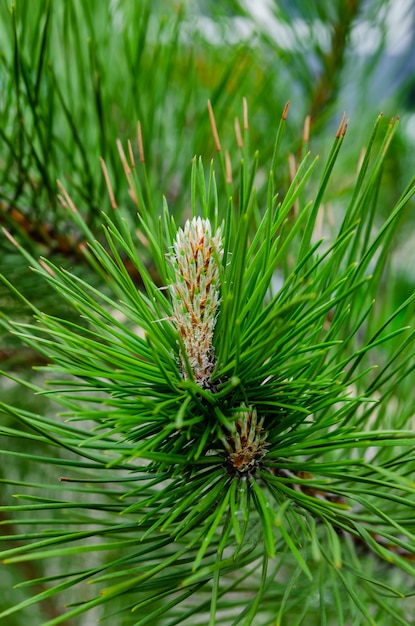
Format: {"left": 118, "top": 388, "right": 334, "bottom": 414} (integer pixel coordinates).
{"left": 223, "top": 406, "right": 268, "bottom": 475}
{"left": 170, "top": 217, "right": 223, "bottom": 387}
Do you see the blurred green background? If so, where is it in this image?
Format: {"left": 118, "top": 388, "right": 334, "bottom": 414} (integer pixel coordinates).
{"left": 1, "top": 0, "right": 415, "bottom": 623}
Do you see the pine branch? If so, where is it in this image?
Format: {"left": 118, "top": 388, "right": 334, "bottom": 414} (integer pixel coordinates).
{"left": 0, "top": 102, "right": 415, "bottom": 624}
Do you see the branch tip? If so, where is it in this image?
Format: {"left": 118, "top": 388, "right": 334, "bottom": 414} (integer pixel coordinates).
{"left": 234, "top": 117, "right": 243, "bottom": 149}
{"left": 127, "top": 139, "right": 136, "bottom": 168}
{"left": 56, "top": 180, "right": 78, "bottom": 214}
{"left": 2, "top": 227, "right": 19, "bottom": 247}
{"left": 137, "top": 121, "right": 145, "bottom": 163}
{"left": 336, "top": 112, "right": 347, "bottom": 139}
{"left": 100, "top": 157, "right": 118, "bottom": 209}
{"left": 303, "top": 115, "right": 311, "bottom": 143}
{"left": 242, "top": 97, "right": 248, "bottom": 131}
{"left": 225, "top": 150, "right": 232, "bottom": 184}
{"left": 39, "top": 259, "right": 55, "bottom": 276}
{"left": 282, "top": 101, "right": 290, "bottom": 120}
{"left": 207, "top": 100, "right": 222, "bottom": 152}
{"left": 342, "top": 119, "right": 349, "bottom": 137}
{"left": 116, "top": 139, "right": 132, "bottom": 176}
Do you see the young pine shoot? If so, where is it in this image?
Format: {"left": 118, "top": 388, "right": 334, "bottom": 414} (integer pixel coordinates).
{"left": 1, "top": 104, "right": 415, "bottom": 625}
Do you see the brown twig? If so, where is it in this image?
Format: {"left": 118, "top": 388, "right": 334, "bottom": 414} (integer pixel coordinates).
{"left": 309, "top": 0, "right": 361, "bottom": 124}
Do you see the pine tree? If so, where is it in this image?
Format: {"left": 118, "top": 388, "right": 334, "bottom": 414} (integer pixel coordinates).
{"left": 1, "top": 2, "right": 415, "bottom": 625}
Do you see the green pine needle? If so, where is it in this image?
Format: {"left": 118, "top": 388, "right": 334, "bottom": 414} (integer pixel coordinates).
{"left": 1, "top": 101, "right": 415, "bottom": 625}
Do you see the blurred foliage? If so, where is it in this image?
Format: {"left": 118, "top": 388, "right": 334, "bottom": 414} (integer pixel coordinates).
{"left": 1, "top": 0, "right": 415, "bottom": 624}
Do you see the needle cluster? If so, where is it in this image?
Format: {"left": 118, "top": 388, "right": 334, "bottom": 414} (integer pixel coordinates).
{"left": 1, "top": 107, "right": 415, "bottom": 626}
